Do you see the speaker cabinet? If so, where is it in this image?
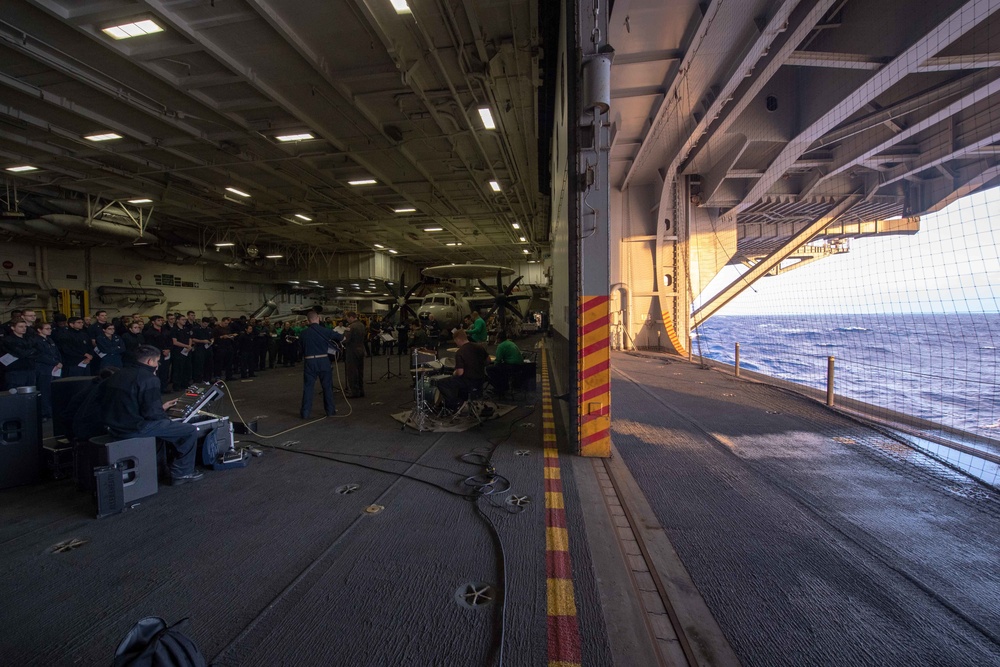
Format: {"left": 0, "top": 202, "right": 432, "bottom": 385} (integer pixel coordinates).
{"left": 51, "top": 376, "right": 96, "bottom": 439}
{"left": 0, "top": 391, "right": 43, "bottom": 489}
{"left": 91, "top": 435, "right": 158, "bottom": 504}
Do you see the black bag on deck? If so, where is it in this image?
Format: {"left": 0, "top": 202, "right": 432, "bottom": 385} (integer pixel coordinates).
{"left": 113, "top": 616, "right": 207, "bottom": 667}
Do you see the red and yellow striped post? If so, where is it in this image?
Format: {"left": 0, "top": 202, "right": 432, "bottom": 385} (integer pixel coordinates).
{"left": 578, "top": 295, "right": 611, "bottom": 457}
{"left": 542, "top": 346, "right": 582, "bottom": 666}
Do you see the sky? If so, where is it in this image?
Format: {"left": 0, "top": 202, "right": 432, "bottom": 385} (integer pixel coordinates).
{"left": 693, "top": 187, "right": 1000, "bottom": 315}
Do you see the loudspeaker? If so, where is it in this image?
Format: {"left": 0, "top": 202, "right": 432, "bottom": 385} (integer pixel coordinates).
{"left": 0, "top": 390, "right": 43, "bottom": 489}
{"left": 91, "top": 435, "right": 158, "bottom": 504}
{"left": 94, "top": 465, "right": 125, "bottom": 519}
{"left": 51, "top": 376, "right": 95, "bottom": 439}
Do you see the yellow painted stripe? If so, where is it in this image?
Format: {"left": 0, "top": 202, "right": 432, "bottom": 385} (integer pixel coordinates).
{"left": 661, "top": 308, "right": 688, "bottom": 356}
{"left": 546, "top": 526, "right": 569, "bottom": 551}
{"left": 549, "top": 662, "right": 582, "bottom": 667}
{"left": 545, "top": 491, "right": 565, "bottom": 508}
{"left": 544, "top": 466, "right": 561, "bottom": 480}
{"left": 544, "top": 448, "right": 559, "bottom": 458}
{"left": 547, "top": 578, "right": 578, "bottom": 616}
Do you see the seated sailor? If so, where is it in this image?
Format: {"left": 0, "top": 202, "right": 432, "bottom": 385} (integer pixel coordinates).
{"left": 98, "top": 344, "right": 204, "bottom": 486}
{"left": 435, "top": 328, "right": 488, "bottom": 412}
{"left": 485, "top": 330, "right": 524, "bottom": 394}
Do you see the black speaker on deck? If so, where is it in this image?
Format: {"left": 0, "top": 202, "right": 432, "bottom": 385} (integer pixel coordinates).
{"left": 0, "top": 389, "right": 43, "bottom": 489}
{"left": 92, "top": 435, "right": 158, "bottom": 504}
{"left": 51, "top": 376, "right": 96, "bottom": 439}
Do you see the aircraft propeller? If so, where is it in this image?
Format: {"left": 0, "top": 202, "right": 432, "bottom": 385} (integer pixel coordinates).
{"left": 477, "top": 270, "right": 531, "bottom": 330}
{"left": 375, "top": 272, "right": 423, "bottom": 322}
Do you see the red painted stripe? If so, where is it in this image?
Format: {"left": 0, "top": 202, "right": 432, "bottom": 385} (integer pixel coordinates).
{"left": 577, "top": 295, "right": 608, "bottom": 315}
{"left": 545, "top": 478, "right": 563, "bottom": 493}
{"left": 579, "top": 385, "right": 610, "bottom": 404}
{"left": 580, "top": 405, "right": 611, "bottom": 426}
{"left": 578, "top": 338, "right": 610, "bottom": 359}
{"left": 547, "top": 507, "right": 567, "bottom": 528}
{"left": 544, "top": 457, "right": 560, "bottom": 467}
{"left": 580, "top": 429, "right": 610, "bottom": 448}
{"left": 579, "top": 358, "right": 610, "bottom": 381}
{"left": 580, "top": 316, "right": 609, "bottom": 337}
{"left": 548, "top": 616, "right": 583, "bottom": 662}
{"left": 547, "top": 550, "right": 573, "bottom": 578}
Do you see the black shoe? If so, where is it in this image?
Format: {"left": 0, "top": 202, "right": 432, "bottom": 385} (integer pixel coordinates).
{"left": 301, "top": 414, "right": 310, "bottom": 419}
{"left": 169, "top": 471, "right": 204, "bottom": 486}
{"left": 326, "top": 412, "right": 336, "bottom": 417}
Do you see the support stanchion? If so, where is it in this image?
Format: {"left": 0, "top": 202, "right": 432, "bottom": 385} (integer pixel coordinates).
{"left": 734, "top": 342, "right": 740, "bottom": 377}
{"left": 826, "top": 356, "right": 835, "bottom": 407}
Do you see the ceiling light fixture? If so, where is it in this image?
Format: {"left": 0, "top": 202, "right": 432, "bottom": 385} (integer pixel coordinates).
{"left": 522, "top": 249, "right": 530, "bottom": 254}
{"left": 348, "top": 178, "right": 377, "bottom": 186}
{"left": 214, "top": 242, "right": 235, "bottom": 247}
{"left": 225, "top": 187, "right": 251, "bottom": 198}
{"left": 102, "top": 19, "right": 164, "bottom": 40}
{"left": 489, "top": 180, "right": 501, "bottom": 192}
{"left": 512, "top": 223, "right": 520, "bottom": 229}
{"left": 289, "top": 280, "right": 300, "bottom": 284}
{"left": 389, "top": 0, "right": 412, "bottom": 14}
{"left": 128, "top": 198, "right": 153, "bottom": 204}
{"left": 446, "top": 242, "right": 457, "bottom": 246}
{"left": 519, "top": 236, "right": 526, "bottom": 242}
{"left": 477, "top": 107, "right": 496, "bottom": 130}
{"left": 85, "top": 132, "right": 123, "bottom": 142}
{"left": 6, "top": 166, "right": 37, "bottom": 173}
{"left": 265, "top": 254, "right": 283, "bottom": 259}
{"left": 275, "top": 132, "right": 314, "bottom": 142}
{"left": 308, "top": 280, "right": 319, "bottom": 284}
{"left": 294, "top": 213, "right": 312, "bottom": 222}
{"left": 393, "top": 207, "right": 417, "bottom": 213}
{"left": 388, "top": 249, "right": 398, "bottom": 254}
{"left": 374, "top": 243, "right": 385, "bottom": 249}
{"left": 423, "top": 227, "right": 443, "bottom": 232}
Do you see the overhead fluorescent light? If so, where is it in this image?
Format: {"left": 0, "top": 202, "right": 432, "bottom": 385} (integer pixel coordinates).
{"left": 477, "top": 107, "right": 496, "bottom": 130}
{"left": 528, "top": 260, "right": 538, "bottom": 264}
{"left": 389, "top": 0, "right": 412, "bottom": 14}
{"left": 388, "top": 249, "right": 398, "bottom": 254}
{"left": 225, "top": 187, "right": 251, "bottom": 198}
{"left": 519, "top": 236, "right": 526, "bottom": 242}
{"left": 132, "top": 240, "right": 149, "bottom": 246}
{"left": 489, "top": 180, "right": 501, "bottom": 192}
{"left": 214, "top": 242, "right": 235, "bottom": 247}
{"left": 308, "top": 280, "right": 319, "bottom": 284}
{"left": 102, "top": 19, "right": 164, "bottom": 40}
{"left": 276, "top": 132, "right": 314, "bottom": 142}
{"left": 393, "top": 207, "right": 416, "bottom": 213}
{"left": 423, "top": 227, "right": 443, "bottom": 232}
{"left": 289, "top": 280, "right": 300, "bottom": 284}
{"left": 294, "top": 213, "right": 312, "bottom": 222}
{"left": 348, "top": 178, "right": 377, "bottom": 186}
{"left": 446, "top": 242, "right": 457, "bottom": 246}
{"left": 374, "top": 243, "right": 385, "bottom": 249}
{"left": 6, "top": 166, "right": 37, "bottom": 173}
{"left": 128, "top": 198, "right": 153, "bottom": 204}
{"left": 265, "top": 254, "right": 283, "bottom": 259}
{"left": 522, "top": 249, "right": 530, "bottom": 254}
{"left": 512, "top": 222, "right": 520, "bottom": 229}
{"left": 85, "top": 132, "right": 123, "bottom": 142}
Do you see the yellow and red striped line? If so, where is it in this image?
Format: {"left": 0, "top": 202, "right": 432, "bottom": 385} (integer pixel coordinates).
{"left": 578, "top": 295, "right": 611, "bottom": 457}
{"left": 661, "top": 307, "right": 689, "bottom": 357}
{"left": 541, "top": 346, "right": 582, "bottom": 667}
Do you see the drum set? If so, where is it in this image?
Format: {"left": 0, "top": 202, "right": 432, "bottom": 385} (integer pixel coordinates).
{"left": 405, "top": 348, "right": 454, "bottom": 431}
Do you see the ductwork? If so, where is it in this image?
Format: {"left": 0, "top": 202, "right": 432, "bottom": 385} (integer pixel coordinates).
{"left": 42, "top": 214, "right": 158, "bottom": 244}
{"left": 96, "top": 285, "right": 165, "bottom": 306}
{"left": 0, "top": 280, "right": 58, "bottom": 301}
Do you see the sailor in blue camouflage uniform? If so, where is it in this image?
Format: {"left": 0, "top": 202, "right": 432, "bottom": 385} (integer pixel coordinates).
{"left": 299, "top": 310, "right": 343, "bottom": 419}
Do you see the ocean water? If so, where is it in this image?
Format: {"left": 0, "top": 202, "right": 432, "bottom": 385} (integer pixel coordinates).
{"left": 691, "top": 313, "right": 1000, "bottom": 437}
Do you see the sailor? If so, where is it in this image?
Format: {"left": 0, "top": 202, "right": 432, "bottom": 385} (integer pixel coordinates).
{"left": 299, "top": 310, "right": 343, "bottom": 419}
{"left": 122, "top": 320, "right": 145, "bottom": 362}
{"left": 53, "top": 316, "right": 94, "bottom": 378}
{"left": 435, "top": 328, "right": 488, "bottom": 412}
{"left": 2, "top": 319, "right": 39, "bottom": 390}
{"left": 33, "top": 321, "right": 63, "bottom": 419}
{"left": 343, "top": 311, "right": 366, "bottom": 398}
{"left": 98, "top": 345, "right": 203, "bottom": 486}
{"left": 212, "top": 317, "right": 237, "bottom": 380}
{"left": 145, "top": 315, "right": 174, "bottom": 392}
{"left": 94, "top": 321, "right": 126, "bottom": 371}
{"left": 467, "top": 310, "right": 488, "bottom": 344}
{"left": 190, "top": 318, "right": 213, "bottom": 382}
{"left": 170, "top": 314, "right": 194, "bottom": 389}
{"left": 485, "top": 330, "right": 524, "bottom": 395}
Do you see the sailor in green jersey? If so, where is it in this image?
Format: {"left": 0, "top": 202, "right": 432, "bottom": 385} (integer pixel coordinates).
{"left": 486, "top": 330, "right": 523, "bottom": 394}
{"left": 468, "top": 310, "right": 488, "bottom": 343}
